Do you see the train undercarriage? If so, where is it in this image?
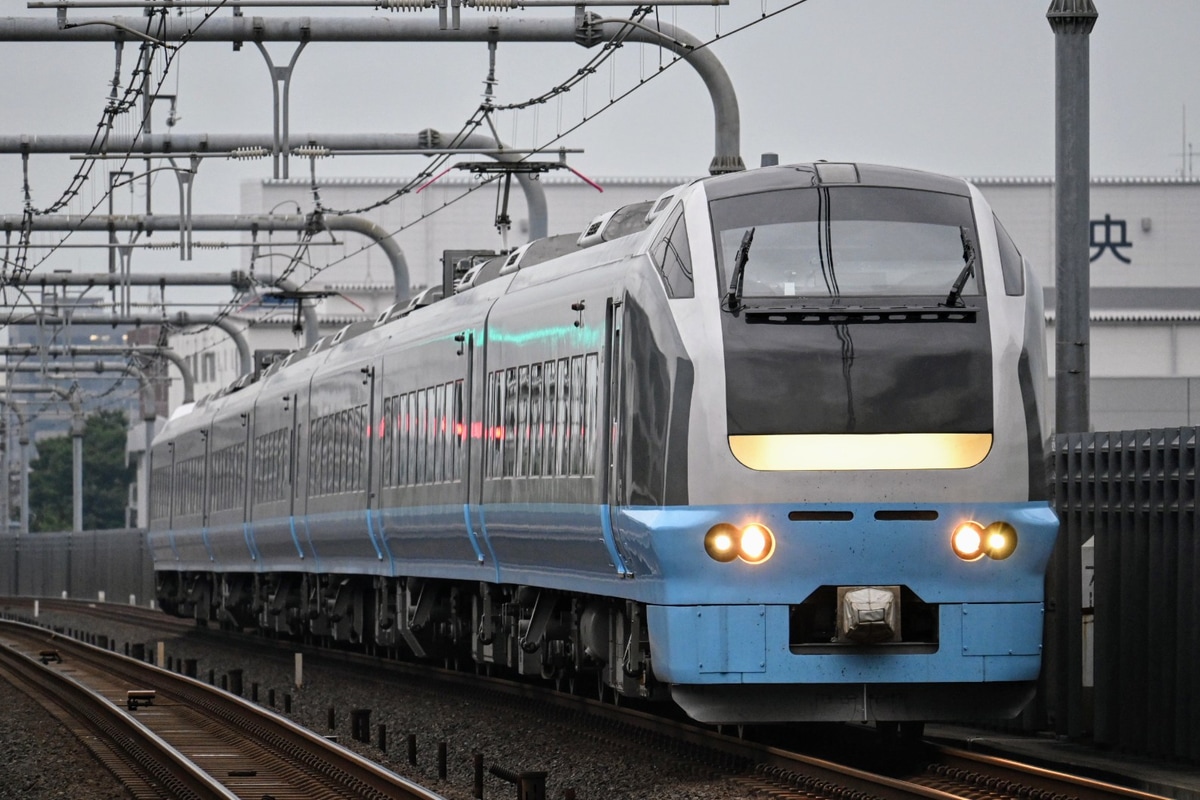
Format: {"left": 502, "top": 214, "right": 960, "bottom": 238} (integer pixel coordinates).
{"left": 155, "top": 570, "right": 658, "bottom": 701}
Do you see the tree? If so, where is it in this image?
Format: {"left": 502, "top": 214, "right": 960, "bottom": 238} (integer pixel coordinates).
{"left": 28, "top": 409, "right": 135, "bottom": 532}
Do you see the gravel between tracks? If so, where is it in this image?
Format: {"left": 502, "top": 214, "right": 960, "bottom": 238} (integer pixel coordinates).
{"left": 0, "top": 672, "right": 133, "bottom": 799}
{"left": 5, "top": 607, "right": 746, "bottom": 800}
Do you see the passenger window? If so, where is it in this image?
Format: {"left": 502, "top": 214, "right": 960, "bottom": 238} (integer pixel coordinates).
{"left": 994, "top": 215, "right": 1025, "bottom": 297}
{"left": 650, "top": 206, "right": 695, "bottom": 298}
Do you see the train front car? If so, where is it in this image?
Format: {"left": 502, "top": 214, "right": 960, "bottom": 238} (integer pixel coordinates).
{"left": 621, "top": 162, "right": 1058, "bottom": 724}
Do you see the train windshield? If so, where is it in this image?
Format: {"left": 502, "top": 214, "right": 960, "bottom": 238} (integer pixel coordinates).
{"left": 710, "top": 186, "right": 979, "bottom": 300}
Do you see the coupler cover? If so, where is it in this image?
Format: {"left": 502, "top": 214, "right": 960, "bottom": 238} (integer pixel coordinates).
{"left": 837, "top": 586, "right": 901, "bottom": 643}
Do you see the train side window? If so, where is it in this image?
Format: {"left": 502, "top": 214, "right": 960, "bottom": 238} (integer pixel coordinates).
{"left": 543, "top": 361, "right": 558, "bottom": 477}
{"left": 382, "top": 396, "right": 393, "bottom": 487}
{"left": 399, "top": 393, "right": 412, "bottom": 486}
{"left": 569, "top": 355, "right": 586, "bottom": 476}
{"left": 504, "top": 368, "right": 519, "bottom": 478}
{"left": 435, "top": 384, "right": 447, "bottom": 483}
{"left": 994, "top": 215, "right": 1025, "bottom": 296}
{"left": 556, "top": 358, "right": 570, "bottom": 476}
{"left": 584, "top": 353, "right": 599, "bottom": 476}
{"left": 452, "top": 380, "right": 464, "bottom": 482}
{"left": 529, "top": 364, "right": 544, "bottom": 478}
{"left": 334, "top": 411, "right": 345, "bottom": 494}
{"left": 411, "top": 389, "right": 424, "bottom": 484}
{"left": 352, "top": 404, "right": 364, "bottom": 491}
{"left": 485, "top": 373, "right": 498, "bottom": 478}
{"left": 350, "top": 407, "right": 360, "bottom": 491}
{"left": 517, "top": 365, "right": 531, "bottom": 477}
{"left": 649, "top": 205, "right": 695, "bottom": 299}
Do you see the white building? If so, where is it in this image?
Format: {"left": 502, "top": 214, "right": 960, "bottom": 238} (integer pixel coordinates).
{"left": 166, "top": 172, "right": 1200, "bottom": 432}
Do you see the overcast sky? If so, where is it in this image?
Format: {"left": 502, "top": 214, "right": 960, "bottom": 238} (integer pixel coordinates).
{"left": 0, "top": 0, "right": 1197, "bottom": 275}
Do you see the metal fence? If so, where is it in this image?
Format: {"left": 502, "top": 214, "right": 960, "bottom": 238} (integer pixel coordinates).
{"left": 1050, "top": 429, "right": 1199, "bottom": 762}
{"left": 0, "top": 528, "right": 153, "bottom": 608}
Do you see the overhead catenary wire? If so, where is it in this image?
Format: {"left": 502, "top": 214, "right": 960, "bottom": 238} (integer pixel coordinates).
{"left": 308, "top": 2, "right": 806, "bottom": 279}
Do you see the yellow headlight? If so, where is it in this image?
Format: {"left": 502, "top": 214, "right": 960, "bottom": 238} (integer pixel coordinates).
{"left": 738, "top": 523, "right": 775, "bottom": 564}
{"left": 983, "top": 521, "right": 1018, "bottom": 560}
{"left": 704, "top": 523, "right": 740, "bottom": 563}
{"left": 951, "top": 521, "right": 985, "bottom": 561}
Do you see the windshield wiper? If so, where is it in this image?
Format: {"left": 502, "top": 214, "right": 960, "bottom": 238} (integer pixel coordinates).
{"left": 943, "top": 226, "right": 976, "bottom": 308}
{"left": 725, "top": 227, "right": 755, "bottom": 312}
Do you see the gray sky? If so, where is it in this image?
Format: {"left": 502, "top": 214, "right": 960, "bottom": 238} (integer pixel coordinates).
{"left": 1, "top": 0, "right": 1197, "bottom": 275}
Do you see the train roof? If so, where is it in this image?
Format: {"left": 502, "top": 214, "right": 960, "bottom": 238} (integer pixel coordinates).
{"left": 700, "top": 162, "right": 971, "bottom": 200}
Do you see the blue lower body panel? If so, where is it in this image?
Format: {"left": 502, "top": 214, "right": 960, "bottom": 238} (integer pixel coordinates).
{"left": 626, "top": 500, "right": 1057, "bottom": 723}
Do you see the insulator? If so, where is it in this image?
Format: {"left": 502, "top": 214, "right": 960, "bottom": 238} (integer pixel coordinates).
{"left": 379, "top": 0, "right": 429, "bottom": 11}
{"left": 192, "top": 242, "right": 230, "bottom": 250}
{"left": 293, "top": 146, "right": 331, "bottom": 158}
{"left": 229, "top": 147, "right": 269, "bottom": 160}
{"left": 469, "top": 0, "right": 515, "bottom": 9}
{"left": 145, "top": 241, "right": 181, "bottom": 250}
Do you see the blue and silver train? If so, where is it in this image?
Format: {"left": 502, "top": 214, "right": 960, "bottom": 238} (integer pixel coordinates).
{"left": 149, "top": 162, "right": 1058, "bottom": 724}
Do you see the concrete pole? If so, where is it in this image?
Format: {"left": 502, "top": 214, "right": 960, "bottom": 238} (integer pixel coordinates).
{"left": 0, "top": 416, "right": 8, "bottom": 534}
{"left": 0, "top": 400, "right": 31, "bottom": 535}
{"left": 142, "top": 389, "right": 156, "bottom": 530}
{"left": 18, "top": 428, "right": 29, "bottom": 535}
{"left": 72, "top": 411, "right": 85, "bottom": 533}
{"left": 6, "top": 386, "right": 85, "bottom": 533}
{"left": 1049, "top": 0, "right": 1097, "bottom": 436}
{"left": 1047, "top": 0, "right": 1097, "bottom": 744}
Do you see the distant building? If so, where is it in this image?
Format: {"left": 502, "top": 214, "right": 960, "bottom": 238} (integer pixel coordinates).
{"left": 160, "top": 172, "right": 1200, "bottom": 432}
{"left": 978, "top": 176, "right": 1200, "bottom": 429}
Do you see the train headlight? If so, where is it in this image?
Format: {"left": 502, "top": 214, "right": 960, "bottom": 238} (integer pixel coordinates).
{"left": 704, "top": 523, "right": 776, "bottom": 564}
{"left": 951, "top": 521, "right": 985, "bottom": 561}
{"left": 983, "top": 521, "right": 1018, "bottom": 560}
{"left": 738, "top": 523, "right": 775, "bottom": 564}
{"left": 704, "top": 523, "right": 739, "bottom": 563}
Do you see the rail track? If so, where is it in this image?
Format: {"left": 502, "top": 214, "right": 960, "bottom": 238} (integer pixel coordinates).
{"left": 2, "top": 599, "right": 1173, "bottom": 800}
{"left": 0, "top": 617, "right": 445, "bottom": 800}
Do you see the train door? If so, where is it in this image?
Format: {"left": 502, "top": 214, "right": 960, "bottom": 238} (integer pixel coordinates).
{"left": 284, "top": 392, "right": 299, "bottom": 519}
{"left": 602, "top": 298, "right": 630, "bottom": 576}
{"left": 363, "top": 362, "right": 382, "bottom": 537}
{"left": 461, "top": 330, "right": 489, "bottom": 565}
{"left": 293, "top": 376, "right": 315, "bottom": 520}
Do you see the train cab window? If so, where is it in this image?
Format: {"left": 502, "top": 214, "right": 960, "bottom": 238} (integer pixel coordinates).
{"left": 994, "top": 215, "right": 1026, "bottom": 296}
{"left": 710, "top": 187, "right": 979, "bottom": 299}
{"left": 649, "top": 205, "right": 695, "bottom": 298}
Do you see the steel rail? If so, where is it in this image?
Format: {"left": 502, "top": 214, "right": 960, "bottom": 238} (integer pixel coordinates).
{"left": 918, "top": 743, "right": 1170, "bottom": 800}
{"left": 0, "top": 617, "right": 447, "bottom": 800}
{"left": 0, "top": 624, "right": 241, "bottom": 800}
{"left": 24, "top": 599, "right": 1175, "bottom": 800}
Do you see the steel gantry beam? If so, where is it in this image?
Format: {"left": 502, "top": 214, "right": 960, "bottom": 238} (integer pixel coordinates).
{"left": 0, "top": 13, "right": 743, "bottom": 175}
{"left": 1, "top": 344, "right": 195, "bottom": 404}
{"left": 0, "top": 309, "right": 253, "bottom": 375}
{"left": 15, "top": 269, "right": 321, "bottom": 350}
{"left": 2, "top": 213, "right": 411, "bottom": 305}
{"left": 0, "top": 131, "right": 552, "bottom": 237}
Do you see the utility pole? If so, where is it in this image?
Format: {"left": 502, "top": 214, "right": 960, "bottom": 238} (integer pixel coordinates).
{"left": 1049, "top": 0, "right": 1097, "bottom": 437}
{"left": 1047, "top": 0, "right": 1098, "bottom": 745}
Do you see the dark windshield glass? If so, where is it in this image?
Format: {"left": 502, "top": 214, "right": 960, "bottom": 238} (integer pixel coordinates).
{"left": 710, "top": 186, "right": 979, "bottom": 299}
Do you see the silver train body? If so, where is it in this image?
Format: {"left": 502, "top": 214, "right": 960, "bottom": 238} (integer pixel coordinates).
{"left": 150, "top": 162, "right": 1058, "bottom": 724}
